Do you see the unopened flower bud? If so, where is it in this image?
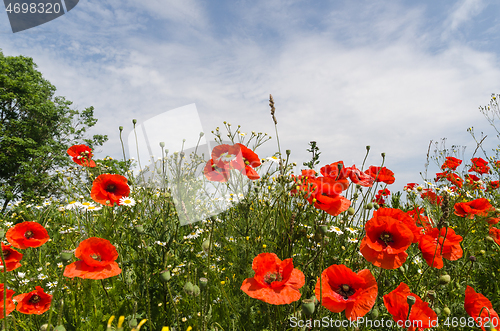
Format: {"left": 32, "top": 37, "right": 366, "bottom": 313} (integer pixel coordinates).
{"left": 202, "top": 239, "right": 211, "bottom": 253}
{"left": 486, "top": 236, "right": 495, "bottom": 242}
{"left": 135, "top": 225, "right": 145, "bottom": 234}
{"left": 373, "top": 203, "right": 380, "bottom": 209}
{"left": 132, "top": 119, "right": 137, "bottom": 125}
{"left": 160, "top": 270, "right": 171, "bottom": 282}
{"left": 60, "top": 251, "right": 73, "bottom": 263}
{"left": 193, "top": 285, "right": 201, "bottom": 296}
{"left": 438, "top": 274, "right": 451, "bottom": 285}
{"left": 119, "top": 126, "right": 123, "bottom": 131}
{"left": 159, "top": 142, "right": 165, "bottom": 148}
{"left": 371, "top": 307, "right": 379, "bottom": 318}
{"left": 199, "top": 277, "right": 208, "bottom": 290}
{"left": 54, "top": 326, "right": 66, "bottom": 331}
{"left": 381, "top": 152, "right": 386, "bottom": 158}
{"left": 319, "top": 225, "right": 328, "bottom": 235}
{"left": 427, "top": 290, "right": 436, "bottom": 300}
{"left": 366, "top": 145, "right": 371, "bottom": 151}
{"left": 366, "top": 203, "right": 374, "bottom": 210}
{"left": 347, "top": 207, "right": 355, "bottom": 215}
{"left": 184, "top": 281, "right": 195, "bottom": 295}
{"left": 443, "top": 307, "right": 451, "bottom": 316}
{"left": 302, "top": 299, "right": 315, "bottom": 317}
{"left": 469, "top": 255, "right": 477, "bottom": 262}
{"left": 199, "top": 132, "right": 204, "bottom": 137}
{"left": 286, "top": 149, "right": 291, "bottom": 156}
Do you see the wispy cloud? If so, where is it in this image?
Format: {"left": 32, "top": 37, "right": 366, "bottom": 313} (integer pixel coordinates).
{"left": 2, "top": 0, "right": 500, "bottom": 188}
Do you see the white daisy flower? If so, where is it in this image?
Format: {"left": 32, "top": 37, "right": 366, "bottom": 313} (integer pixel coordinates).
{"left": 119, "top": 197, "right": 136, "bottom": 207}
{"left": 348, "top": 238, "right": 359, "bottom": 243}
{"left": 329, "top": 226, "right": 344, "bottom": 235}
{"left": 266, "top": 156, "right": 280, "bottom": 163}
{"left": 346, "top": 227, "right": 359, "bottom": 234}
{"left": 65, "top": 201, "right": 82, "bottom": 210}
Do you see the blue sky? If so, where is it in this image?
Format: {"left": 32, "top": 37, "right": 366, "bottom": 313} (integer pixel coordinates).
{"left": 2, "top": 0, "right": 500, "bottom": 191}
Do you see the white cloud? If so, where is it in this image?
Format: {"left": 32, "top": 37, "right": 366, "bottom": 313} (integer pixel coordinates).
{"left": 443, "top": 0, "right": 486, "bottom": 38}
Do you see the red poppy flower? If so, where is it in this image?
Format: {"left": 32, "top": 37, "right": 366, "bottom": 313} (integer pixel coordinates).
{"left": 211, "top": 144, "right": 245, "bottom": 171}
{"left": 384, "top": 282, "right": 438, "bottom": 331}
{"left": 90, "top": 174, "right": 130, "bottom": 206}
{"left": 488, "top": 180, "right": 500, "bottom": 190}
{"left": 464, "top": 286, "right": 500, "bottom": 331}
{"left": 454, "top": 198, "right": 493, "bottom": 219}
{"left": 14, "top": 286, "right": 52, "bottom": 315}
{"left": 0, "top": 244, "right": 22, "bottom": 272}
{"left": 321, "top": 161, "right": 350, "bottom": 181}
{"left": 360, "top": 208, "right": 414, "bottom": 269}
{"left": 64, "top": 237, "right": 121, "bottom": 280}
{"left": 203, "top": 159, "right": 231, "bottom": 182}
{"left": 465, "top": 174, "right": 485, "bottom": 190}
{"left": 309, "top": 177, "right": 351, "bottom": 216}
{"left": 346, "top": 165, "right": 374, "bottom": 187}
{"left": 420, "top": 189, "right": 442, "bottom": 205}
{"left": 418, "top": 227, "right": 463, "bottom": 269}
{"left": 469, "top": 157, "right": 490, "bottom": 175}
{"left": 315, "top": 264, "right": 377, "bottom": 321}
{"left": 291, "top": 170, "right": 317, "bottom": 197}
{"left": 489, "top": 227, "right": 500, "bottom": 245}
{"left": 436, "top": 172, "right": 464, "bottom": 188}
{"left": 0, "top": 284, "right": 15, "bottom": 319}
{"left": 406, "top": 210, "right": 433, "bottom": 233}
{"left": 441, "top": 157, "right": 462, "bottom": 171}
{"left": 6, "top": 222, "right": 49, "bottom": 249}
{"left": 241, "top": 253, "right": 305, "bottom": 305}
{"left": 67, "top": 144, "right": 96, "bottom": 167}
{"left": 365, "top": 166, "right": 395, "bottom": 185}
{"left": 487, "top": 218, "right": 500, "bottom": 226}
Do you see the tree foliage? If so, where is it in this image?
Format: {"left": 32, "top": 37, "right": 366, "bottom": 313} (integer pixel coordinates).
{"left": 0, "top": 50, "right": 107, "bottom": 211}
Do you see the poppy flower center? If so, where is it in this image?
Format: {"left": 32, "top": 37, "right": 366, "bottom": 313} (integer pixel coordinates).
{"left": 264, "top": 272, "right": 282, "bottom": 284}
{"left": 24, "top": 230, "right": 34, "bottom": 239}
{"left": 29, "top": 295, "right": 41, "bottom": 304}
{"left": 380, "top": 232, "right": 393, "bottom": 246}
{"left": 90, "top": 253, "right": 101, "bottom": 261}
{"left": 106, "top": 184, "right": 116, "bottom": 192}
{"left": 337, "top": 284, "right": 356, "bottom": 300}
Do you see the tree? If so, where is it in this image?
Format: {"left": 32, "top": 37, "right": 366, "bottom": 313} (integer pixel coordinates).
{"left": 0, "top": 50, "right": 107, "bottom": 212}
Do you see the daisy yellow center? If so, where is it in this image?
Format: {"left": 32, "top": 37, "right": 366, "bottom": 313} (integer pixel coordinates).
{"left": 24, "top": 230, "right": 34, "bottom": 239}
{"left": 337, "top": 284, "right": 355, "bottom": 300}
{"left": 90, "top": 254, "right": 101, "bottom": 261}
{"left": 264, "top": 272, "right": 282, "bottom": 284}
{"left": 29, "top": 295, "right": 41, "bottom": 304}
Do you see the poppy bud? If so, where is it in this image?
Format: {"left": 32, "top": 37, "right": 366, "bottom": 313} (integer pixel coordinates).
{"left": 407, "top": 295, "right": 416, "bottom": 306}
{"left": 427, "top": 290, "right": 436, "bottom": 300}
{"left": 132, "top": 119, "right": 137, "bottom": 125}
{"left": 199, "top": 132, "right": 204, "bottom": 137}
{"left": 202, "top": 239, "right": 211, "bottom": 253}
{"left": 347, "top": 207, "right": 355, "bottom": 215}
{"left": 480, "top": 250, "right": 486, "bottom": 256}
{"left": 0, "top": 229, "right": 5, "bottom": 238}
{"left": 193, "top": 285, "right": 201, "bottom": 296}
{"left": 128, "top": 318, "right": 138, "bottom": 328}
{"left": 373, "top": 203, "right": 380, "bottom": 209}
{"left": 353, "top": 193, "right": 359, "bottom": 199}
{"left": 199, "top": 277, "right": 208, "bottom": 290}
{"left": 160, "top": 270, "right": 171, "bottom": 282}
{"left": 366, "top": 203, "right": 374, "bottom": 210}
{"left": 40, "top": 325, "right": 50, "bottom": 331}
{"left": 469, "top": 255, "right": 477, "bottom": 262}
{"left": 486, "top": 236, "right": 495, "bottom": 242}
{"left": 366, "top": 145, "right": 371, "bottom": 151}
{"left": 371, "top": 307, "right": 379, "bottom": 318}
{"left": 135, "top": 225, "right": 145, "bottom": 234}
{"left": 54, "top": 326, "right": 66, "bottom": 331}
{"left": 319, "top": 225, "right": 328, "bottom": 235}
{"left": 434, "top": 307, "right": 441, "bottom": 315}
{"left": 381, "top": 152, "right": 386, "bottom": 158}
{"left": 301, "top": 299, "right": 315, "bottom": 317}
{"left": 438, "top": 274, "right": 451, "bottom": 285}
{"left": 60, "top": 251, "right": 73, "bottom": 263}
{"left": 443, "top": 307, "right": 451, "bottom": 316}
{"left": 119, "top": 126, "right": 123, "bottom": 131}
{"left": 159, "top": 142, "right": 165, "bottom": 148}
{"left": 184, "top": 281, "right": 195, "bottom": 295}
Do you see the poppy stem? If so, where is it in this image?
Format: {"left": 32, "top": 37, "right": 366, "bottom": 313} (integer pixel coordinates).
{"left": 0, "top": 245, "right": 7, "bottom": 331}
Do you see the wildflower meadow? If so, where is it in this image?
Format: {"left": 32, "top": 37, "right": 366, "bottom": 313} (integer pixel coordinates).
{"left": 2, "top": 94, "right": 500, "bottom": 331}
